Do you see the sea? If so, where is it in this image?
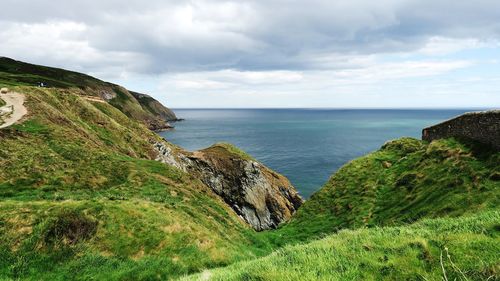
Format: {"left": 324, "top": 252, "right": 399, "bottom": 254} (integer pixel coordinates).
{"left": 159, "top": 109, "right": 476, "bottom": 198}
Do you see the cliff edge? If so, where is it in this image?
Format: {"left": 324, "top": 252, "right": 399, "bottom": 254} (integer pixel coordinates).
{"left": 154, "top": 142, "right": 304, "bottom": 231}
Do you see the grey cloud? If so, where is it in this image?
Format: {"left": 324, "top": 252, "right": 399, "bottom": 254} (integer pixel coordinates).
{"left": 1, "top": 0, "right": 500, "bottom": 75}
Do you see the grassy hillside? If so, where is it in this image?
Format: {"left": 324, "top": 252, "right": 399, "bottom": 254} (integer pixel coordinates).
{"left": 184, "top": 211, "right": 500, "bottom": 280}
{"left": 130, "top": 91, "right": 178, "bottom": 122}
{"left": 0, "top": 86, "right": 272, "bottom": 280}
{"left": 0, "top": 57, "right": 104, "bottom": 89}
{"left": 266, "top": 137, "right": 500, "bottom": 244}
{"left": 0, "top": 57, "right": 177, "bottom": 129}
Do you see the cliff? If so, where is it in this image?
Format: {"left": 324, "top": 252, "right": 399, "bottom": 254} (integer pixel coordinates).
{"left": 130, "top": 91, "right": 178, "bottom": 122}
{"left": 154, "top": 142, "right": 303, "bottom": 231}
{"left": 422, "top": 110, "right": 500, "bottom": 150}
{"left": 0, "top": 58, "right": 302, "bottom": 232}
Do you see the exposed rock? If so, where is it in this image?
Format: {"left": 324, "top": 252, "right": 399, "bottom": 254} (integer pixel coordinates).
{"left": 382, "top": 161, "right": 392, "bottom": 168}
{"left": 99, "top": 90, "right": 116, "bottom": 101}
{"left": 153, "top": 141, "right": 303, "bottom": 231}
{"left": 147, "top": 120, "right": 174, "bottom": 132}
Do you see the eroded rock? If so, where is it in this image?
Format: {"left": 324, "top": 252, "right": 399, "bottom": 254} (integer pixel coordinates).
{"left": 154, "top": 141, "right": 303, "bottom": 231}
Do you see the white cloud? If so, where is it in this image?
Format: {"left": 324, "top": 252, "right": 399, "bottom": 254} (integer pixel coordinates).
{"left": 329, "top": 60, "right": 473, "bottom": 82}
{"left": 1, "top": 0, "right": 499, "bottom": 108}
{"left": 418, "top": 37, "right": 487, "bottom": 55}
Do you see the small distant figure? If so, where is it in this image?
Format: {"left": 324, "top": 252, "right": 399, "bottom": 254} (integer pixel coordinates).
{"left": 38, "top": 82, "right": 46, "bottom": 87}
{"left": 0, "top": 87, "right": 8, "bottom": 94}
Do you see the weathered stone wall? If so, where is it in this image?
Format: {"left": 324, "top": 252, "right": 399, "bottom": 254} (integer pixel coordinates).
{"left": 422, "top": 110, "right": 500, "bottom": 150}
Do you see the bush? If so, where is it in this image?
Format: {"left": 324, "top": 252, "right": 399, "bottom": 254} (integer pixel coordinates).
{"left": 44, "top": 210, "right": 98, "bottom": 245}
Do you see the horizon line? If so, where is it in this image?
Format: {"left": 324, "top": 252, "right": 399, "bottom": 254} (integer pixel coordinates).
{"left": 170, "top": 107, "right": 498, "bottom": 110}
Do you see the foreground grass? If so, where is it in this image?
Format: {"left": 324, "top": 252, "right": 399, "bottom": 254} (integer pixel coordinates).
{"left": 184, "top": 211, "right": 500, "bottom": 281}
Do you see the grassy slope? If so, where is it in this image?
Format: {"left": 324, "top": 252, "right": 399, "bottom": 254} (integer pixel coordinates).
{"left": 0, "top": 57, "right": 174, "bottom": 129}
{"left": 130, "top": 91, "right": 178, "bottom": 121}
{"left": 0, "top": 57, "right": 108, "bottom": 89}
{"left": 267, "top": 137, "right": 499, "bottom": 244}
{"left": 184, "top": 211, "right": 500, "bottom": 280}
{"left": 0, "top": 86, "right": 272, "bottom": 280}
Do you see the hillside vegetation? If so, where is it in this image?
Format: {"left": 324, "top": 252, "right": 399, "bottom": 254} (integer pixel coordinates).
{"left": 185, "top": 211, "right": 500, "bottom": 280}
{"left": 0, "top": 57, "right": 177, "bottom": 130}
{"left": 270, "top": 137, "right": 500, "bottom": 244}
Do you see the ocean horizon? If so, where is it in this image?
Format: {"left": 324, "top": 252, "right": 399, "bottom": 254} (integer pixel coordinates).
{"left": 159, "top": 108, "right": 481, "bottom": 198}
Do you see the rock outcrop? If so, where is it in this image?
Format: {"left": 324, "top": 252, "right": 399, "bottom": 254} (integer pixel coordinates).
{"left": 154, "top": 142, "right": 303, "bottom": 231}
{"left": 422, "top": 110, "right": 500, "bottom": 151}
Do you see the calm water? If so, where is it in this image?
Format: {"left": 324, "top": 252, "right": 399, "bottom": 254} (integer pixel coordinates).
{"left": 159, "top": 109, "right": 472, "bottom": 198}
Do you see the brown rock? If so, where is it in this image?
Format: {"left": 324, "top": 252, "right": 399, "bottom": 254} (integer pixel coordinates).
{"left": 154, "top": 142, "right": 303, "bottom": 231}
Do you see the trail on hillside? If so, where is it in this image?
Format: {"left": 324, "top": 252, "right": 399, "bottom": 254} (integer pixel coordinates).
{"left": 0, "top": 91, "right": 27, "bottom": 129}
{"left": 80, "top": 95, "right": 107, "bottom": 103}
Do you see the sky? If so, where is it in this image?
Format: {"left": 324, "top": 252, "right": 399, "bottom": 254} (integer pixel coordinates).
{"left": 1, "top": 0, "right": 499, "bottom": 108}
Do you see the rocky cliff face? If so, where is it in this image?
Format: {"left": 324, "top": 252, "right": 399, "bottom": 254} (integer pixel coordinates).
{"left": 154, "top": 142, "right": 303, "bottom": 231}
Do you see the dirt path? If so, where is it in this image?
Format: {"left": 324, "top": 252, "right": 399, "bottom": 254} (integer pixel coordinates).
{"left": 0, "top": 91, "right": 27, "bottom": 129}
{"left": 81, "top": 96, "right": 107, "bottom": 103}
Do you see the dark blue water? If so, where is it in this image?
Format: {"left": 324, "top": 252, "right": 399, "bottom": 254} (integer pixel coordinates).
{"left": 159, "top": 109, "right": 471, "bottom": 198}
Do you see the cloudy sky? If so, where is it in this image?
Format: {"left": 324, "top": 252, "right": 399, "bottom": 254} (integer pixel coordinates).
{"left": 1, "top": 0, "right": 499, "bottom": 108}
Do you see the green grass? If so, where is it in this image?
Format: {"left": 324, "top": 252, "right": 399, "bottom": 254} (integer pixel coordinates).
{"left": 183, "top": 211, "right": 500, "bottom": 280}
{"left": 202, "top": 143, "right": 257, "bottom": 161}
{"left": 1, "top": 88, "right": 498, "bottom": 280}
{"left": 0, "top": 57, "right": 105, "bottom": 88}
{"left": 268, "top": 137, "right": 500, "bottom": 245}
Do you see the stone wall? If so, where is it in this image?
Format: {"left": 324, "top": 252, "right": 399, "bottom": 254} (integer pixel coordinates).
{"left": 422, "top": 110, "right": 500, "bottom": 150}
